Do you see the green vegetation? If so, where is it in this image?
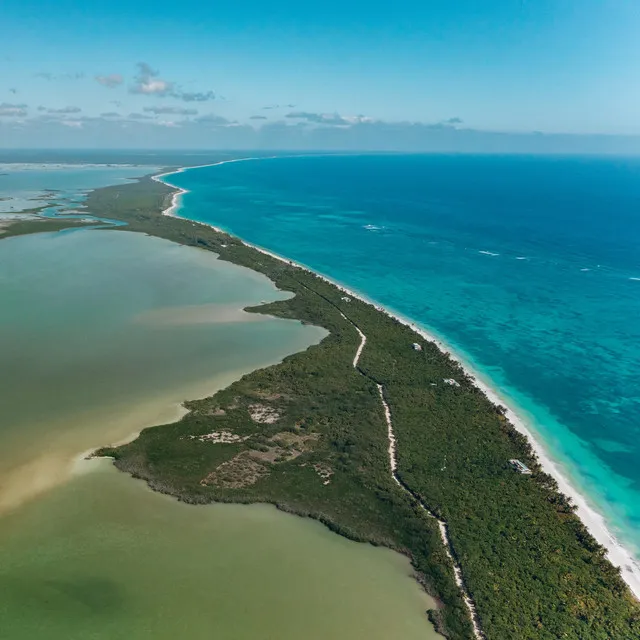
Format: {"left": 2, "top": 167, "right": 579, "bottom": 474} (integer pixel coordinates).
{"left": 75, "top": 174, "right": 640, "bottom": 638}
{"left": 0, "top": 217, "right": 89, "bottom": 239}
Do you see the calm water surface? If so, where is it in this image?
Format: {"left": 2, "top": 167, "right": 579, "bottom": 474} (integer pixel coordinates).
{"left": 0, "top": 164, "right": 156, "bottom": 214}
{"left": 0, "top": 228, "right": 439, "bottom": 639}
{"left": 0, "top": 462, "right": 437, "bottom": 640}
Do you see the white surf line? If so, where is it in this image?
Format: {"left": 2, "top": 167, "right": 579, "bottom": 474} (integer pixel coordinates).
{"left": 154, "top": 160, "right": 640, "bottom": 600}
{"left": 338, "top": 304, "right": 484, "bottom": 638}
{"left": 152, "top": 157, "right": 270, "bottom": 217}
{"left": 153, "top": 153, "right": 358, "bottom": 219}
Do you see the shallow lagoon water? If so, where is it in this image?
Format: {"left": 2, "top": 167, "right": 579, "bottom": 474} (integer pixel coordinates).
{"left": 0, "top": 461, "right": 437, "bottom": 640}
{"left": 0, "top": 229, "right": 324, "bottom": 512}
{"left": 0, "top": 228, "right": 439, "bottom": 639}
{"left": 0, "top": 164, "right": 155, "bottom": 214}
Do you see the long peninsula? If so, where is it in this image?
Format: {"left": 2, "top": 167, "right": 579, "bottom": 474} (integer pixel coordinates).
{"left": 9, "top": 169, "right": 640, "bottom": 640}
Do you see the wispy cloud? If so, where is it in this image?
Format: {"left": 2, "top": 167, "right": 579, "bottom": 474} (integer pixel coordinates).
{"left": 5, "top": 112, "right": 640, "bottom": 155}
{"left": 128, "top": 62, "right": 216, "bottom": 102}
{"left": 286, "top": 111, "right": 353, "bottom": 126}
{"left": 143, "top": 106, "right": 198, "bottom": 115}
{"left": 0, "top": 102, "right": 28, "bottom": 116}
{"left": 285, "top": 111, "right": 374, "bottom": 126}
{"left": 95, "top": 74, "right": 124, "bottom": 88}
{"left": 193, "top": 113, "right": 233, "bottom": 125}
{"left": 100, "top": 112, "right": 121, "bottom": 118}
{"left": 34, "top": 71, "right": 84, "bottom": 81}
{"left": 130, "top": 62, "right": 174, "bottom": 96}
{"left": 180, "top": 91, "right": 216, "bottom": 102}
{"left": 342, "top": 115, "right": 375, "bottom": 124}
{"left": 250, "top": 115, "right": 268, "bottom": 120}
{"left": 38, "top": 106, "right": 82, "bottom": 114}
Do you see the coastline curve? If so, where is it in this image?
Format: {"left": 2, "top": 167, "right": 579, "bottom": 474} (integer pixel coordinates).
{"left": 155, "top": 158, "right": 640, "bottom": 600}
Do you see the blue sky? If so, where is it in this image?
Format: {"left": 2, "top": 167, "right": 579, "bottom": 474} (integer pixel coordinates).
{"left": 2, "top": 0, "right": 640, "bottom": 150}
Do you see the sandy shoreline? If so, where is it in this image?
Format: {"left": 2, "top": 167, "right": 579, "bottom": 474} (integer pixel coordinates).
{"left": 155, "top": 159, "right": 640, "bottom": 599}
{"left": 152, "top": 158, "right": 267, "bottom": 216}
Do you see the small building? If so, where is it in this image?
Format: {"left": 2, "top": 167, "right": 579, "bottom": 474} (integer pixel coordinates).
{"left": 341, "top": 296, "right": 351, "bottom": 302}
{"left": 509, "top": 459, "right": 532, "bottom": 475}
{"left": 412, "top": 342, "right": 422, "bottom": 351}
{"left": 443, "top": 378, "right": 460, "bottom": 387}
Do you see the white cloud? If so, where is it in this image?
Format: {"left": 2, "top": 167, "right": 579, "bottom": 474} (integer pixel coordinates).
{"left": 127, "top": 112, "right": 155, "bottom": 120}
{"left": 34, "top": 71, "right": 84, "bottom": 81}
{"left": 193, "top": 113, "right": 232, "bottom": 125}
{"left": 0, "top": 102, "right": 28, "bottom": 117}
{"left": 143, "top": 106, "right": 197, "bottom": 115}
{"left": 95, "top": 74, "right": 124, "bottom": 88}
{"left": 130, "top": 62, "right": 173, "bottom": 96}
{"left": 129, "top": 62, "right": 216, "bottom": 101}
{"left": 343, "top": 115, "right": 375, "bottom": 124}
{"left": 286, "top": 111, "right": 368, "bottom": 126}
{"left": 43, "top": 106, "right": 82, "bottom": 114}
{"left": 180, "top": 91, "right": 216, "bottom": 102}
{"left": 137, "top": 79, "right": 173, "bottom": 95}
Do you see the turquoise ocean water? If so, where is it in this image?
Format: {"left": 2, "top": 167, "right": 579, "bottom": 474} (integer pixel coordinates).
{"left": 165, "top": 154, "right": 640, "bottom": 567}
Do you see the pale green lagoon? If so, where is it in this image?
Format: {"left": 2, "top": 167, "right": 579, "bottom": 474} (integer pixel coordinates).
{"left": 0, "top": 229, "right": 440, "bottom": 639}
{"left": 0, "top": 229, "right": 323, "bottom": 512}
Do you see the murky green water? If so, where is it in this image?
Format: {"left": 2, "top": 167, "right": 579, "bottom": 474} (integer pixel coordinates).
{"left": 0, "top": 229, "right": 440, "bottom": 639}
{"left": 0, "top": 229, "right": 323, "bottom": 512}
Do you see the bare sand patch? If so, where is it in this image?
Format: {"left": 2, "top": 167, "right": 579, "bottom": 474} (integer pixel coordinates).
{"left": 201, "top": 453, "right": 267, "bottom": 488}
{"left": 312, "top": 462, "right": 334, "bottom": 485}
{"left": 248, "top": 404, "right": 281, "bottom": 424}
{"left": 190, "top": 430, "right": 249, "bottom": 444}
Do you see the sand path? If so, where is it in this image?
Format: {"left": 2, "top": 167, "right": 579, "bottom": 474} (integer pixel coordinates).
{"left": 339, "top": 309, "right": 485, "bottom": 639}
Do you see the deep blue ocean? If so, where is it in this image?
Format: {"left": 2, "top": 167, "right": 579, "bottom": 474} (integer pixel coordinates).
{"left": 167, "top": 154, "right": 640, "bottom": 563}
